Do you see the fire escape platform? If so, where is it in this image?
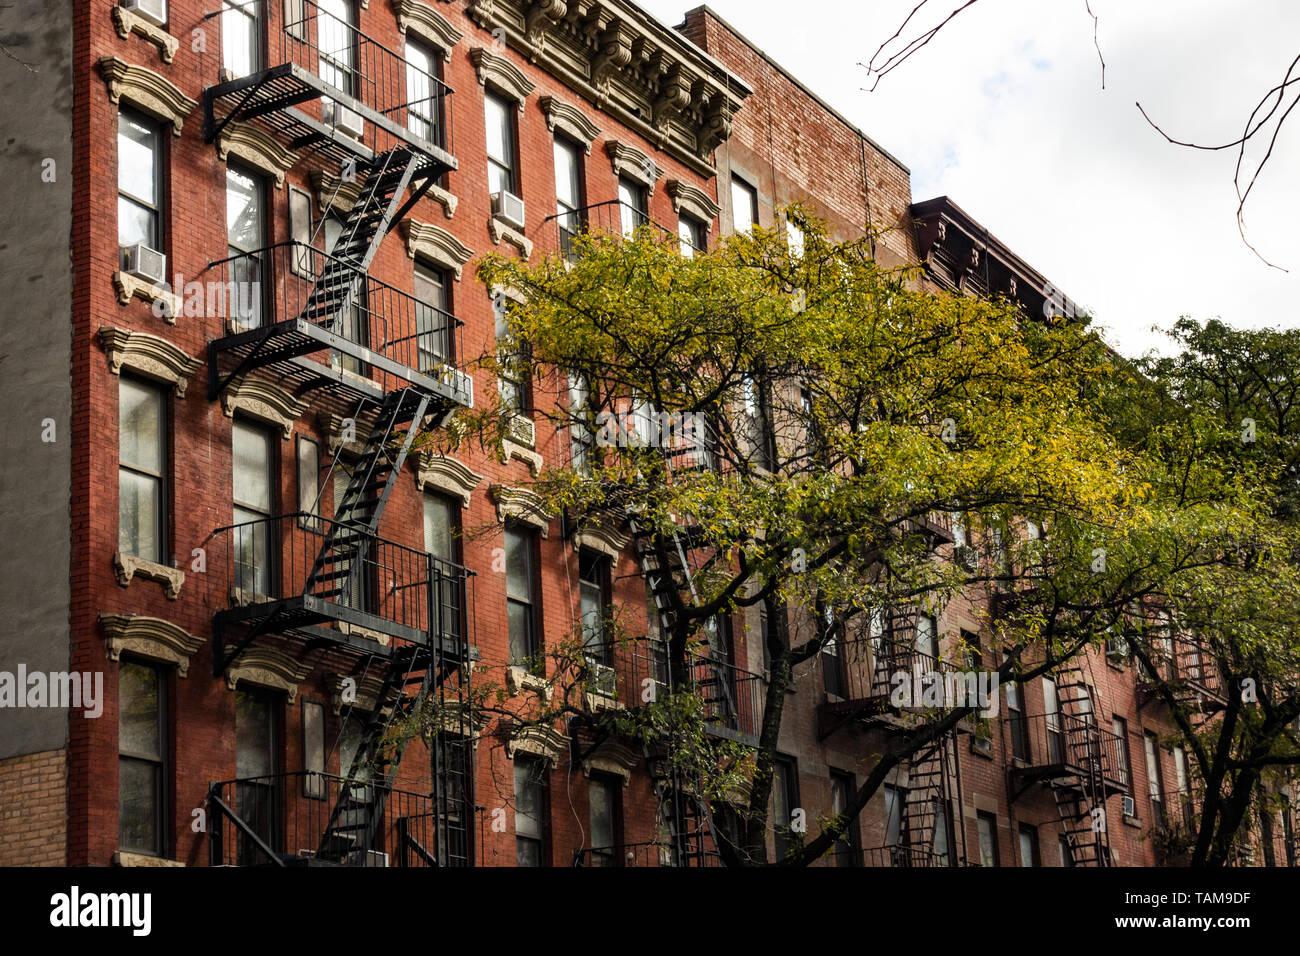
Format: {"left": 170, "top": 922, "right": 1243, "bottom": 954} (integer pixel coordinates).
{"left": 1009, "top": 761, "right": 1127, "bottom": 802}
{"left": 202, "top": 64, "right": 456, "bottom": 180}
{"left": 207, "top": 318, "right": 474, "bottom": 416}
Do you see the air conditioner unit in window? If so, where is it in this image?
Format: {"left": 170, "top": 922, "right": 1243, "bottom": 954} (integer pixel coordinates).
{"left": 325, "top": 101, "right": 366, "bottom": 140}
{"left": 121, "top": 243, "right": 167, "bottom": 286}
{"left": 1122, "top": 795, "right": 1136, "bottom": 818}
{"left": 491, "top": 190, "right": 526, "bottom": 231}
{"left": 121, "top": 0, "right": 166, "bottom": 28}
{"left": 588, "top": 662, "right": 617, "bottom": 698}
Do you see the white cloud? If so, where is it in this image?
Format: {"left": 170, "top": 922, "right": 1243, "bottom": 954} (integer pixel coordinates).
{"left": 637, "top": 0, "right": 1300, "bottom": 358}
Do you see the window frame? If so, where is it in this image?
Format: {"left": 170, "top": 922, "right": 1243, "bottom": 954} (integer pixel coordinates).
{"left": 231, "top": 417, "right": 278, "bottom": 597}
{"left": 731, "top": 175, "right": 758, "bottom": 233}
{"left": 413, "top": 258, "right": 453, "bottom": 372}
{"left": 117, "top": 107, "right": 165, "bottom": 256}
{"left": 829, "top": 769, "right": 860, "bottom": 866}
{"left": 485, "top": 90, "right": 520, "bottom": 198}
{"left": 505, "top": 523, "right": 539, "bottom": 665}
{"left": 118, "top": 658, "right": 170, "bottom": 857}
{"left": 1018, "top": 823, "right": 1040, "bottom": 867}
{"left": 976, "top": 810, "right": 1000, "bottom": 867}
{"left": 221, "top": 0, "right": 264, "bottom": 79}
{"left": 118, "top": 374, "right": 169, "bottom": 565}
{"left": 404, "top": 36, "right": 442, "bottom": 145}
{"left": 578, "top": 548, "right": 612, "bottom": 667}
{"left": 513, "top": 754, "right": 550, "bottom": 866}
{"left": 225, "top": 162, "right": 270, "bottom": 330}
{"left": 587, "top": 772, "right": 622, "bottom": 866}
{"left": 770, "top": 755, "right": 801, "bottom": 860}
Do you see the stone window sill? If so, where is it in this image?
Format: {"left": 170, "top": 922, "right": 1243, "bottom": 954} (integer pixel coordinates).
{"left": 113, "top": 552, "right": 184, "bottom": 600}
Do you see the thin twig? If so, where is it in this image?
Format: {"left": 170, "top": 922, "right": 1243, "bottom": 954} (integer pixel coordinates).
{"left": 860, "top": 0, "right": 983, "bottom": 92}
{"left": 1084, "top": 0, "right": 1105, "bottom": 89}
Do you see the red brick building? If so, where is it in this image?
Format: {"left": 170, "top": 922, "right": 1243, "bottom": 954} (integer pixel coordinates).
{"left": 0, "top": 0, "right": 1291, "bottom": 868}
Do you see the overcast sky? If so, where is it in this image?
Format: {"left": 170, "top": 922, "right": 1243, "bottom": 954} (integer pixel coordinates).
{"left": 637, "top": 0, "right": 1300, "bottom": 359}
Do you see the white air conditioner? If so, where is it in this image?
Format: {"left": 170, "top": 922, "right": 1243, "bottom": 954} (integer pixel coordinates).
{"left": 121, "top": 0, "right": 166, "bottom": 28}
{"left": 588, "top": 662, "right": 617, "bottom": 698}
{"left": 1122, "top": 795, "right": 1136, "bottom": 817}
{"left": 325, "top": 100, "right": 365, "bottom": 140}
{"left": 121, "top": 243, "right": 167, "bottom": 286}
{"left": 492, "top": 190, "right": 526, "bottom": 231}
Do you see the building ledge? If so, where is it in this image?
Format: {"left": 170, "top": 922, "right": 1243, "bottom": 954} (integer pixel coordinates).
{"left": 111, "top": 7, "right": 180, "bottom": 64}
{"left": 112, "top": 553, "right": 184, "bottom": 600}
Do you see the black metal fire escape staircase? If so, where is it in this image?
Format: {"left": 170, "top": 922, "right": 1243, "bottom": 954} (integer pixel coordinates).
{"left": 900, "top": 732, "right": 955, "bottom": 864}
{"left": 1051, "top": 665, "right": 1113, "bottom": 867}
{"left": 624, "top": 448, "right": 739, "bottom": 866}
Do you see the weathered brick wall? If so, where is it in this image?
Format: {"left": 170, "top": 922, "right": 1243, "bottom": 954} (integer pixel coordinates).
{"left": 0, "top": 749, "right": 68, "bottom": 866}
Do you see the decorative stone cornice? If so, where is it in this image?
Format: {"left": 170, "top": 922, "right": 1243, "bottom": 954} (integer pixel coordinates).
{"left": 487, "top": 216, "right": 533, "bottom": 258}
{"left": 99, "top": 327, "right": 202, "bottom": 397}
{"left": 435, "top": 702, "right": 491, "bottom": 747}
{"left": 331, "top": 671, "right": 388, "bottom": 714}
{"left": 100, "top": 613, "right": 204, "bottom": 676}
{"left": 581, "top": 740, "right": 640, "bottom": 787}
{"left": 491, "top": 485, "right": 552, "bottom": 536}
{"left": 667, "top": 180, "right": 721, "bottom": 225}
{"left": 503, "top": 722, "right": 568, "bottom": 766}
{"left": 464, "top": 0, "right": 750, "bottom": 176}
{"left": 310, "top": 168, "right": 363, "bottom": 214}
{"left": 393, "top": 0, "right": 463, "bottom": 59}
{"left": 416, "top": 452, "right": 485, "bottom": 508}
{"left": 112, "top": 553, "right": 185, "bottom": 600}
{"left": 469, "top": 47, "right": 536, "bottom": 110}
{"left": 98, "top": 56, "right": 197, "bottom": 137}
{"left": 217, "top": 122, "right": 299, "bottom": 189}
{"left": 113, "top": 271, "right": 182, "bottom": 323}
{"left": 221, "top": 376, "right": 308, "bottom": 439}
{"left": 539, "top": 95, "right": 600, "bottom": 153}
{"left": 605, "top": 140, "right": 664, "bottom": 195}
{"left": 428, "top": 182, "right": 458, "bottom": 219}
{"left": 111, "top": 6, "right": 180, "bottom": 64}
{"left": 571, "top": 518, "right": 630, "bottom": 560}
{"left": 400, "top": 220, "right": 474, "bottom": 281}
{"left": 225, "top": 647, "right": 314, "bottom": 702}
{"left": 505, "top": 666, "right": 554, "bottom": 701}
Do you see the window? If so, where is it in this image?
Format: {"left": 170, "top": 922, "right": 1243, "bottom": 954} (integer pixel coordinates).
{"left": 405, "top": 39, "right": 441, "bottom": 143}
{"left": 302, "top": 699, "right": 326, "bottom": 798}
{"left": 588, "top": 774, "right": 620, "bottom": 866}
{"left": 232, "top": 420, "right": 275, "bottom": 596}
{"left": 1004, "top": 655, "right": 1028, "bottom": 761}
{"left": 785, "top": 216, "right": 805, "bottom": 257}
{"left": 976, "top": 811, "right": 999, "bottom": 867}
{"left": 117, "top": 109, "right": 163, "bottom": 254}
{"left": 296, "top": 437, "right": 322, "bottom": 531}
{"left": 1144, "top": 731, "right": 1165, "bottom": 827}
{"left": 884, "top": 783, "right": 904, "bottom": 846}
{"left": 485, "top": 91, "right": 518, "bottom": 197}
{"left": 1173, "top": 745, "right": 1189, "bottom": 793}
{"left": 731, "top": 176, "right": 758, "bottom": 233}
{"left": 617, "top": 177, "right": 648, "bottom": 237}
{"left": 235, "top": 687, "right": 279, "bottom": 863}
{"left": 914, "top": 613, "right": 939, "bottom": 684}
{"left": 933, "top": 800, "right": 951, "bottom": 865}
{"left": 1059, "top": 835, "right": 1076, "bottom": 866}
{"left": 741, "top": 375, "right": 775, "bottom": 470}
{"left": 226, "top": 165, "right": 267, "bottom": 330}
{"left": 119, "top": 660, "right": 168, "bottom": 856}
{"left": 829, "top": 770, "right": 859, "bottom": 866}
{"left": 514, "top": 755, "right": 548, "bottom": 866}
{"left": 1042, "top": 676, "right": 1063, "bottom": 764}
{"left": 414, "top": 260, "right": 451, "bottom": 372}
{"left": 579, "top": 550, "right": 611, "bottom": 666}
{"left": 568, "top": 373, "right": 593, "bottom": 473}
{"left": 554, "top": 136, "right": 584, "bottom": 257}
{"left": 424, "top": 492, "right": 462, "bottom": 641}
{"left": 1113, "top": 717, "right": 1131, "bottom": 794}
{"left": 317, "top": 0, "right": 356, "bottom": 98}
{"left": 678, "top": 214, "right": 707, "bottom": 257}
{"left": 771, "top": 757, "right": 800, "bottom": 860}
{"left": 506, "top": 524, "right": 538, "bottom": 664}
{"left": 221, "top": 0, "right": 262, "bottom": 79}
{"left": 495, "top": 300, "right": 530, "bottom": 417}
{"left": 820, "top": 613, "right": 845, "bottom": 699}
{"left": 1018, "top": 824, "right": 1040, "bottom": 866}
{"left": 318, "top": 210, "right": 368, "bottom": 373}
{"left": 119, "top": 377, "right": 167, "bottom": 564}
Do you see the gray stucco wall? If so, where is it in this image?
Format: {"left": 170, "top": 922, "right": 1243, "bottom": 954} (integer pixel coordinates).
{"left": 0, "top": 0, "right": 74, "bottom": 759}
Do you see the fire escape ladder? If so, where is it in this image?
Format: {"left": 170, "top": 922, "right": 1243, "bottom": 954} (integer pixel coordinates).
{"left": 1052, "top": 665, "right": 1112, "bottom": 866}
{"left": 316, "top": 644, "right": 438, "bottom": 863}
{"left": 902, "top": 732, "right": 954, "bottom": 862}
{"left": 304, "top": 387, "right": 430, "bottom": 602}
{"left": 297, "top": 147, "right": 419, "bottom": 336}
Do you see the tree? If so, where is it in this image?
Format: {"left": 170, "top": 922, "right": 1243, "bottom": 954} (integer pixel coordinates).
{"left": 439, "top": 210, "right": 1247, "bottom": 866}
{"left": 1110, "top": 319, "right": 1300, "bottom": 867}
{"left": 863, "top": 1, "right": 1300, "bottom": 269}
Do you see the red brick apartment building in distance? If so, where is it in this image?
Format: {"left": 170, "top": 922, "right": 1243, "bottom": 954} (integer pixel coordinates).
{"left": 0, "top": 0, "right": 1293, "bottom": 868}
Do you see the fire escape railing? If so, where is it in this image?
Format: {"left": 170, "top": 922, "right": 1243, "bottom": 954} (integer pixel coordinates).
{"left": 1007, "top": 712, "right": 1126, "bottom": 789}
{"left": 544, "top": 200, "right": 702, "bottom": 261}
{"left": 204, "top": 0, "right": 455, "bottom": 164}
{"left": 205, "top": 242, "right": 471, "bottom": 403}
{"left": 208, "top": 770, "right": 469, "bottom": 867}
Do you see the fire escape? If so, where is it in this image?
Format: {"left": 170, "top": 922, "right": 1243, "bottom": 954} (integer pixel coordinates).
{"left": 1006, "top": 663, "right": 1126, "bottom": 867}
{"left": 199, "top": 1, "right": 475, "bottom": 866}
{"left": 817, "top": 602, "right": 963, "bottom": 867}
